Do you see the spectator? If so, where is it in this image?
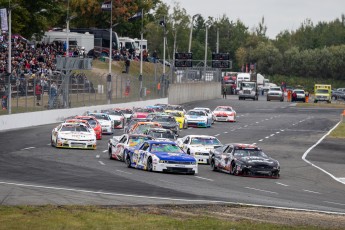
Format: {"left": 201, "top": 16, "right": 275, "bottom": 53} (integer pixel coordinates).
{"left": 49, "top": 81, "right": 57, "bottom": 109}
{"left": 152, "top": 50, "right": 157, "bottom": 63}
{"left": 222, "top": 85, "right": 227, "bottom": 99}
{"left": 1, "top": 85, "right": 8, "bottom": 110}
{"left": 125, "top": 58, "right": 130, "bottom": 74}
{"left": 35, "top": 81, "right": 42, "bottom": 106}
{"left": 125, "top": 78, "right": 130, "bottom": 95}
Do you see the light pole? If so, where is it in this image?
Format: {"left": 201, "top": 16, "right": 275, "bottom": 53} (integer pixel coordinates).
{"left": 107, "top": 0, "right": 113, "bottom": 104}
{"left": 139, "top": 9, "right": 144, "bottom": 100}
{"left": 188, "top": 14, "right": 199, "bottom": 53}
{"left": 204, "top": 22, "right": 211, "bottom": 78}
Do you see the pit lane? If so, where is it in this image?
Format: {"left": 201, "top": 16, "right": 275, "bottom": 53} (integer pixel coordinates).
{"left": 0, "top": 95, "right": 345, "bottom": 213}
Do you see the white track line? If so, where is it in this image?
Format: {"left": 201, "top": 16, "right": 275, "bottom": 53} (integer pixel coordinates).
{"left": 103, "top": 150, "right": 107, "bottom": 153}
{"left": 276, "top": 131, "right": 280, "bottom": 134}
{"left": 276, "top": 182, "right": 289, "bottom": 187}
{"left": 324, "top": 201, "right": 345, "bottom": 206}
{"left": 259, "top": 139, "right": 263, "bottom": 142}
{"left": 116, "top": 170, "right": 132, "bottom": 175}
{"left": 96, "top": 155, "right": 100, "bottom": 159}
{"left": 302, "top": 120, "right": 345, "bottom": 185}
{"left": 245, "top": 187, "right": 278, "bottom": 194}
{"left": 303, "top": 189, "right": 321, "bottom": 194}
{"left": 21, "top": 147, "right": 35, "bottom": 150}
{"left": 98, "top": 161, "right": 105, "bottom": 165}
{"left": 0, "top": 181, "right": 344, "bottom": 215}
{"left": 195, "top": 176, "right": 214, "bottom": 181}
{"left": 214, "top": 134, "right": 220, "bottom": 137}
{"left": 270, "top": 134, "right": 275, "bottom": 137}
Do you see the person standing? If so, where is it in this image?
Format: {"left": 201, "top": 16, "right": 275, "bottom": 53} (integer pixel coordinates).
{"left": 222, "top": 85, "right": 227, "bottom": 99}
{"left": 35, "top": 82, "right": 42, "bottom": 106}
{"left": 125, "top": 78, "right": 130, "bottom": 96}
{"left": 49, "top": 82, "right": 57, "bottom": 109}
{"left": 125, "top": 58, "right": 130, "bottom": 73}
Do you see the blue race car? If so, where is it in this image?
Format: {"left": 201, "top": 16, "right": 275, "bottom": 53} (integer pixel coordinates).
{"left": 124, "top": 140, "right": 198, "bottom": 175}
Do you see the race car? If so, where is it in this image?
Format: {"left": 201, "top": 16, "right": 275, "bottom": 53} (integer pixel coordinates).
{"left": 132, "top": 107, "right": 155, "bottom": 119}
{"left": 164, "top": 110, "right": 188, "bottom": 129}
{"left": 51, "top": 122, "right": 97, "bottom": 149}
{"left": 74, "top": 115, "right": 102, "bottom": 140}
{"left": 117, "top": 108, "right": 133, "bottom": 120}
{"left": 176, "top": 135, "right": 222, "bottom": 164}
{"left": 144, "top": 128, "right": 177, "bottom": 142}
{"left": 184, "top": 109, "right": 212, "bottom": 128}
{"left": 212, "top": 106, "right": 237, "bottom": 122}
{"left": 209, "top": 143, "right": 280, "bottom": 177}
{"left": 151, "top": 114, "right": 180, "bottom": 136}
{"left": 125, "top": 140, "right": 197, "bottom": 175}
{"left": 108, "top": 134, "right": 154, "bottom": 161}
{"left": 193, "top": 107, "right": 215, "bottom": 124}
{"left": 88, "top": 112, "right": 113, "bottom": 134}
{"left": 128, "top": 121, "right": 162, "bottom": 134}
{"left": 165, "top": 104, "right": 186, "bottom": 114}
{"left": 102, "top": 109, "right": 126, "bottom": 129}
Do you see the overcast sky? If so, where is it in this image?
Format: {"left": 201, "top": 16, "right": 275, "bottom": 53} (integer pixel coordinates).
{"left": 162, "top": 0, "right": 345, "bottom": 38}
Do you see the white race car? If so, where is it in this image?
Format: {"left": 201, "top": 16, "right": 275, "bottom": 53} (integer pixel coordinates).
{"left": 212, "top": 106, "right": 237, "bottom": 122}
{"left": 51, "top": 122, "right": 97, "bottom": 149}
{"left": 102, "top": 109, "right": 126, "bottom": 129}
{"left": 88, "top": 112, "right": 113, "bottom": 134}
{"left": 176, "top": 135, "right": 222, "bottom": 164}
{"left": 193, "top": 107, "right": 216, "bottom": 124}
{"left": 184, "top": 110, "right": 212, "bottom": 128}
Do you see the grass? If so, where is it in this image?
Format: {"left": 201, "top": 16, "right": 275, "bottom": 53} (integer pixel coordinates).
{"left": 329, "top": 122, "right": 345, "bottom": 138}
{"left": 0, "top": 205, "right": 324, "bottom": 230}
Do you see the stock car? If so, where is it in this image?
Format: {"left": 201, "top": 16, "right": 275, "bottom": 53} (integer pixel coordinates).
{"left": 88, "top": 112, "right": 113, "bottom": 134}
{"left": 117, "top": 108, "right": 133, "bottom": 120}
{"left": 51, "top": 122, "right": 97, "bottom": 149}
{"left": 132, "top": 107, "right": 155, "bottom": 119}
{"left": 193, "top": 107, "right": 215, "bottom": 124}
{"left": 128, "top": 121, "right": 162, "bottom": 134}
{"left": 165, "top": 110, "right": 188, "bottom": 129}
{"left": 151, "top": 114, "right": 180, "bottom": 136}
{"left": 176, "top": 135, "right": 222, "bottom": 164}
{"left": 212, "top": 106, "right": 237, "bottom": 122}
{"left": 102, "top": 109, "right": 126, "bottom": 129}
{"left": 108, "top": 134, "right": 154, "bottom": 161}
{"left": 209, "top": 143, "right": 280, "bottom": 177}
{"left": 75, "top": 115, "right": 102, "bottom": 140}
{"left": 165, "top": 104, "right": 186, "bottom": 114}
{"left": 144, "top": 128, "right": 177, "bottom": 141}
{"left": 125, "top": 140, "right": 198, "bottom": 174}
{"left": 184, "top": 109, "right": 212, "bottom": 128}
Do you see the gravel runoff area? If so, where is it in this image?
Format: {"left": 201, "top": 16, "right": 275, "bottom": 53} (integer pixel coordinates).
{"left": 115, "top": 204, "right": 345, "bottom": 229}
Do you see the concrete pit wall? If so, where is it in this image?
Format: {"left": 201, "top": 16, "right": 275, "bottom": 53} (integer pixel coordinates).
{"left": 168, "top": 82, "right": 221, "bottom": 105}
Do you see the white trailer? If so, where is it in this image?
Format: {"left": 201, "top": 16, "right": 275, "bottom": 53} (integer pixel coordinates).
{"left": 42, "top": 31, "right": 94, "bottom": 54}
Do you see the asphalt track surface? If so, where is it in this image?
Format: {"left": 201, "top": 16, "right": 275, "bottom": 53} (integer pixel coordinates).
{"left": 1, "top": 95, "right": 345, "bottom": 214}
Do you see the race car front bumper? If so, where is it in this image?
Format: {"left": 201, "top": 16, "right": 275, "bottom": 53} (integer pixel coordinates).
{"left": 153, "top": 162, "right": 198, "bottom": 174}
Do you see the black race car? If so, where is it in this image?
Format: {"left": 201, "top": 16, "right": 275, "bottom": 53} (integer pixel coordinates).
{"left": 209, "top": 143, "right": 280, "bottom": 178}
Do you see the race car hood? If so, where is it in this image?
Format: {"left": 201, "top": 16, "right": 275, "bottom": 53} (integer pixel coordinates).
{"left": 134, "top": 112, "right": 148, "bottom": 118}
{"left": 185, "top": 115, "right": 206, "bottom": 121}
{"left": 59, "top": 131, "right": 95, "bottom": 140}
{"left": 213, "top": 111, "right": 234, "bottom": 116}
{"left": 190, "top": 145, "right": 221, "bottom": 151}
{"left": 153, "top": 152, "right": 196, "bottom": 162}
{"left": 158, "top": 122, "right": 176, "bottom": 128}
{"left": 98, "top": 120, "right": 111, "bottom": 126}
{"left": 237, "top": 156, "right": 278, "bottom": 166}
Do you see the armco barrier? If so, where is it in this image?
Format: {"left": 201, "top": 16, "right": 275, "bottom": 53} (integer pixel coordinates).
{"left": 0, "top": 98, "right": 168, "bottom": 131}
{"left": 168, "top": 82, "right": 221, "bottom": 105}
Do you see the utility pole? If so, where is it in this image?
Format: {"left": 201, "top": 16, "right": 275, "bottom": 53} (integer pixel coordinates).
{"left": 107, "top": 0, "right": 113, "bottom": 104}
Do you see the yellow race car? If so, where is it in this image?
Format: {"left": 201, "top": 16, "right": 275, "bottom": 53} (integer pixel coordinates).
{"left": 165, "top": 110, "right": 188, "bottom": 129}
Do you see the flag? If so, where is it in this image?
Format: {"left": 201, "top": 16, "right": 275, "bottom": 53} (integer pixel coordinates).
{"left": 101, "top": 1, "right": 112, "bottom": 11}
{"left": 0, "top": 8, "right": 8, "bottom": 31}
{"left": 128, "top": 10, "right": 143, "bottom": 22}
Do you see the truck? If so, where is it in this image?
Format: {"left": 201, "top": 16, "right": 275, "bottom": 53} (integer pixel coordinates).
{"left": 42, "top": 31, "right": 94, "bottom": 54}
{"left": 238, "top": 73, "right": 259, "bottom": 100}
{"left": 69, "top": 28, "right": 120, "bottom": 57}
{"left": 314, "top": 84, "right": 331, "bottom": 103}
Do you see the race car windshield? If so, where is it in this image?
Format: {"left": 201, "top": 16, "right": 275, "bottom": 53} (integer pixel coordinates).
{"left": 150, "top": 144, "right": 183, "bottom": 153}
{"left": 87, "top": 120, "right": 97, "bottom": 128}
{"left": 129, "top": 136, "right": 152, "bottom": 146}
{"left": 234, "top": 149, "right": 267, "bottom": 158}
{"left": 61, "top": 125, "right": 89, "bottom": 132}
{"left": 215, "top": 107, "right": 232, "bottom": 112}
{"left": 121, "top": 109, "right": 132, "bottom": 114}
{"left": 191, "top": 138, "right": 221, "bottom": 145}
{"left": 187, "top": 111, "right": 205, "bottom": 116}
{"left": 168, "top": 112, "right": 181, "bottom": 117}
{"left": 92, "top": 114, "right": 110, "bottom": 120}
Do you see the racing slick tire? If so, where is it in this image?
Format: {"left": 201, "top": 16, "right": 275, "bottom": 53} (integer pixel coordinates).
{"left": 50, "top": 136, "right": 55, "bottom": 147}
{"left": 108, "top": 147, "right": 113, "bottom": 159}
{"left": 147, "top": 157, "right": 153, "bottom": 172}
{"left": 210, "top": 157, "right": 217, "bottom": 171}
{"left": 188, "top": 171, "right": 195, "bottom": 175}
{"left": 187, "top": 149, "right": 191, "bottom": 155}
{"left": 125, "top": 155, "right": 132, "bottom": 168}
{"left": 183, "top": 120, "right": 188, "bottom": 129}
{"left": 230, "top": 161, "right": 238, "bottom": 175}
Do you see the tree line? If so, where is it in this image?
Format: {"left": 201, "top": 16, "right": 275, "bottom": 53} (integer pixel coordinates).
{"left": 0, "top": 0, "right": 344, "bottom": 81}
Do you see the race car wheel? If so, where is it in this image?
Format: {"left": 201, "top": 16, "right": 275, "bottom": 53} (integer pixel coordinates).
{"left": 187, "top": 149, "right": 191, "bottom": 155}
{"left": 210, "top": 157, "right": 217, "bottom": 171}
{"left": 188, "top": 171, "right": 195, "bottom": 175}
{"left": 230, "top": 161, "right": 238, "bottom": 175}
{"left": 147, "top": 157, "right": 153, "bottom": 172}
{"left": 108, "top": 147, "right": 113, "bottom": 159}
{"left": 50, "top": 136, "right": 54, "bottom": 147}
{"left": 183, "top": 120, "right": 188, "bottom": 129}
{"left": 125, "top": 155, "right": 132, "bottom": 168}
